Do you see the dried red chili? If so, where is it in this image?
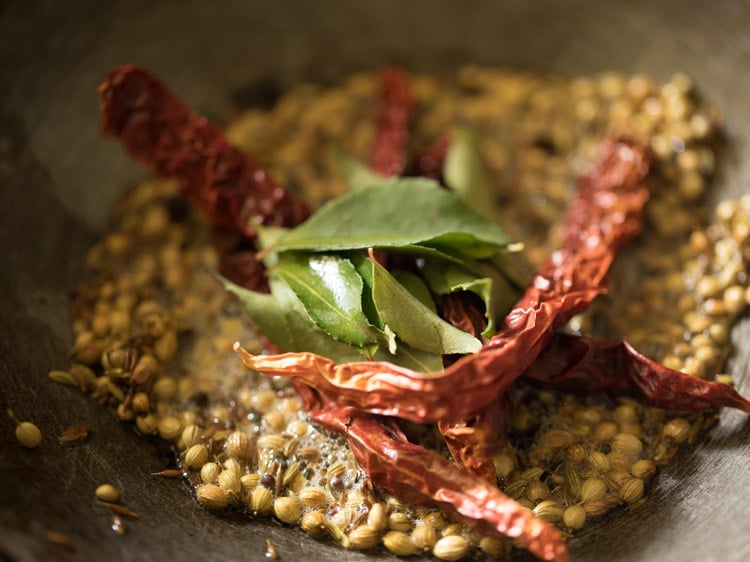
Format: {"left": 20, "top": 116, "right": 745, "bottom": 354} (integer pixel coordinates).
{"left": 368, "top": 66, "right": 414, "bottom": 177}
{"left": 293, "top": 382, "right": 568, "bottom": 562}
{"left": 98, "top": 65, "right": 311, "bottom": 289}
{"left": 235, "top": 141, "right": 651, "bottom": 422}
{"left": 98, "top": 65, "right": 750, "bottom": 562}
{"left": 438, "top": 140, "right": 650, "bottom": 476}
{"left": 410, "top": 131, "right": 451, "bottom": 181}
{"left": 524, "top": 333, "right": 750, "bottom": 413}
{"left": 437, "top": 389, "right": 513, "bottom": 483}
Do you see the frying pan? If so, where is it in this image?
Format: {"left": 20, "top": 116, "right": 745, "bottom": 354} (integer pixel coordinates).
{"left": 1, "top": 1, "right": 749, "bottom": 561}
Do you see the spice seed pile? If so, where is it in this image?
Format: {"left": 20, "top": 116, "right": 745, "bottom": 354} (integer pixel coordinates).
{"left": 50, "top": 66, "right": 750, "bottom": 559}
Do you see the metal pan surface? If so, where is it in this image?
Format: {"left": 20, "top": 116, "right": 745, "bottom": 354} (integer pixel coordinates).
{"left": 1, "top": 1, "right": 749, "bottom": 561}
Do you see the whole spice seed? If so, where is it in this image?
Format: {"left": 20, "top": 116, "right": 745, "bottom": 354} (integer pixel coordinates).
{"left": 383, "top": 530, "right": 419, "bottom": 556}
{"left": 135, "top": 414, "right": 158, "bottom": 435}
{"left": 389, "top": 512, "right": 413, "bottom": 533}
{"left": 59, "top": 424, "right": 93, "bottom": 444}
{"left": 631, "top": 459, "right": 657, "bottom": 480}
{"left": 583, "top": 496, "right": 618, "bottom": 518}
{"left": 225, "top": 430, "right": 253, "bottom": 460}
{"left": 662, "top": 418, "right": 691, "bottom": 443}
{"left": 348, "top": 524, "right": 379, "bottom": 550}
{"left": 539, "top": 429, "right": 576, "bottom": 450}
{"left": 324, "top": 519, "right": 351, "bottom": 548}
{"left": 580, "top": 478, "right": 607, "bottom": 503}
{"left": 367, "top": 502, "right": 388, "bottom": 532}
{"left": 157, "top": 416, "right": 182, "bottom": 441}
{"left": 218, "top": 470, "right": 242, "bottom": 497}
{"left": 241, "top": 473, "right": 261, "bottom": 490}
{"left": 301, "top": 510, "right": 327, "bottom": 537}
{"left": 565, "top": 443, "right": 587, "bottom": 465}
{"left": 95, "top": 500, "right": 138, "bottom": 518}
{"left": 607, "top": 452, "right": 632, "bottom": 473}
{"left": 412, "top": 523, "right": 438, "bottom": 551}
{"left": 479, "top": 535, "right": 508, "bottom": 557}
{"left": 48, "top": 369, "right": 78, "bottom": 387}
{"left": 132, "top": 392, "right": 150, "bottom": 415}
{"left": 184, "top": 444, "right": 209, "bottom": 470}
{"left": 8, "top": 410, "right": 42, "bottom": 449}
{"left": 250, "top": 486, "right": 274, "bottom": 515}
{"left": 95, "top": 484, "right": 121, "bottom": 502}
{"left": 619, "top": 477, "right": 645, "bottom": 504}
{"left": 45, "top": 530, "right": 75, "bottom": 549}
{"left": 610, "top": 433, "right": 643, "bottom": 458}
{"left": 299, "top": 486, "right": 328, "bottom": 508}
{"left": 181, "top": 424, "right": 202, "bottom": 448}
{"left": 532, "top": 501, "right": 564, "bottom": 524}
{"left": 422, "top": 511, "right": 448, "bottom": 531}
{"left": 196, "top": 483, "right": 229, "bottom": 510}
{"left": 493, "top": 453, "right": 514, "bottom": 479}
{"left": 151, "top": 469, "right": 182, "bottom": 478}
{"left": 432, "top": 535, "right": 470, "bottom": 561}
{"left": 265, "top": 538, "right": 279, "bottom": 560}
{"left": 273, "top": 496, "right": 302, "bottom": 525}
{"left": 223, "top": 458, "right": 244, "bottom": 478}
{"left": 562, "top": 505, "right": 587, "bottom": 531}
{"left": 593, "top": 422, "right": 618, "bottom": 443}
{"left": 441, "top": 522, "right": 465, "bottom": 537}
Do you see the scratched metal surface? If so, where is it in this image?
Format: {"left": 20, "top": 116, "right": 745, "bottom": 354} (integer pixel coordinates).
{"left": 1, "top": 1, "right": 749, "bottom": 561}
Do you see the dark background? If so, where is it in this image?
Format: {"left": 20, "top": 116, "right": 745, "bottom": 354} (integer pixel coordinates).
{"left": 1, "top": 1, "right": 749, "bottom": 561}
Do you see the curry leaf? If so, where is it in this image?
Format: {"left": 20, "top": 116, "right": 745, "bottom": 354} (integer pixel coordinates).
{"left": 369, "top": 250, "right": 482, "bottom": 355}
{"left": 222, "top": 276, "right": 367, "bottom": 363}
{"left": 372, "top": 340, "right": 444, "bottom": 373}
{"left": 392, "top": 270, "right": 437, "bottom": 313}
{"left": 332, "top": 147, "right": 384, "bottom": 191}
{"left": 421, "top": 259, "right": 521, "bottom": 338}
{"left": 272, "top": 253, "right": 379, "bottom": 347}
{"left": 270, "top": 178, "right": 511, "bottom": 258}
{"left": 349, "top": 252, "right": 382, "bottom": 330}
{"left": 444, "top": 125, "right": 501, "bottom": 224}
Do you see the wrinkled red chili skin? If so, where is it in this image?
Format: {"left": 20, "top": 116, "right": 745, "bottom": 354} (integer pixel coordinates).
{"left": 368, "top": 66, "right": 414, "bottom": 177}
{"left": 525, "top": 333, "right": 750, "bottom": 413}
{"left": 98, "top": 65, "right": 311, "bottom": 289}
{"left": 438, "top": 389, "right": 513, "bottom": 482}
{"left": 439, "top": 140, "right": 651, "bottom": 476}
{"left": 236, "top": 141, "right": 652, "bottom": 421}
{"left": 293, "top": 381, "right": 569, "bottom": 562}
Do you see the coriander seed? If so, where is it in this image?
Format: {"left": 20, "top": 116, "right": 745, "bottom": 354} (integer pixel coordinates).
{"left": 433, "top": 535, "right": 470, "bottom": 561}
{"left": 383, "top": 531, "right": 419, "bottom": 556}
{"left": 196, "top": 483, "right": 228, "bottom": 510}
{"left": 563, "top": 505, "right": 587, "bottom": 530}
{"left": 367, "top": 502, "right": 387, "bottom": 532}
{"left": 348, "top": 524, "right": 379, "bottom": 550}
{"left": 273, "top": 496, "right": 302, "bottom": 525}
{"left": 250, "top": 486, "right": 274, "bottom": 515}
{"left": 95, "top": 484, "right": 121, "bottom": 502}
{"left": 301, "top": 510, "right": 327, "bottom": 537}
{"left": 8, "top": 410, "right": 42, "bottom": 449}
{"left": 184, "top": 444, "right": 209, "bottom": 470}
{"left": 412, "top": 523, "right": 438, "bottom": 551}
